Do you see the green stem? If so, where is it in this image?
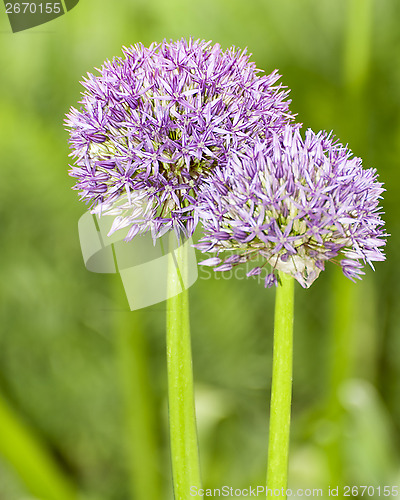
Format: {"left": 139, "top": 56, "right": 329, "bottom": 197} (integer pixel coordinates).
{"left": 166, "top": 234, "right": 201, "bottom": 500}
{"left": 266, "top": 272, "right": 295, "bottom": 499}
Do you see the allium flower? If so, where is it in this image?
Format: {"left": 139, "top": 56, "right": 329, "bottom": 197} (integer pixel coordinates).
{"left": 66, "top": 38, "right": 293, "bottom": 240}
{"left": 196, "top": 125, "right": 387, "bottom": 288}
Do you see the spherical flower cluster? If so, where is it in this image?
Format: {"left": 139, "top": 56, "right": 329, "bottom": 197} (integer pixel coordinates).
{"left": 66, "top": 38, "right": 293, "bottom": 240}
{"left": 196, "top": 125, "right": 387, "bottom": 288}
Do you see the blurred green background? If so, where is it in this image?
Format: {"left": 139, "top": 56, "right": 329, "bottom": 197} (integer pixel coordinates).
{"left": 0, "top": 0, "right": 399, "bottom": 499}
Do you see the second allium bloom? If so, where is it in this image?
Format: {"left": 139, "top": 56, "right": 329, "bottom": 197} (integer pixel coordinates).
{"left": 66, "top": 38, "right": 293, "bottom": 240}
{"left": 197, "top": 126, "right": 387, "bottom": 288}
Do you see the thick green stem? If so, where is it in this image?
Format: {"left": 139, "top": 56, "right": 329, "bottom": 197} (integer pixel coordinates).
{"left": 267, "top": 272, "right": 295, "bottom": 499}
{"left": 166, "top": 235, "right": 201, "bottom": 500}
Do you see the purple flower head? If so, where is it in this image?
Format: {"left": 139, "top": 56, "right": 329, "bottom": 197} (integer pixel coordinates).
{"left": 196, "top": 125, "right": 387, "bottom": 288}
{"left": 66, "top": 38, "right": 294, "bottom": 241}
